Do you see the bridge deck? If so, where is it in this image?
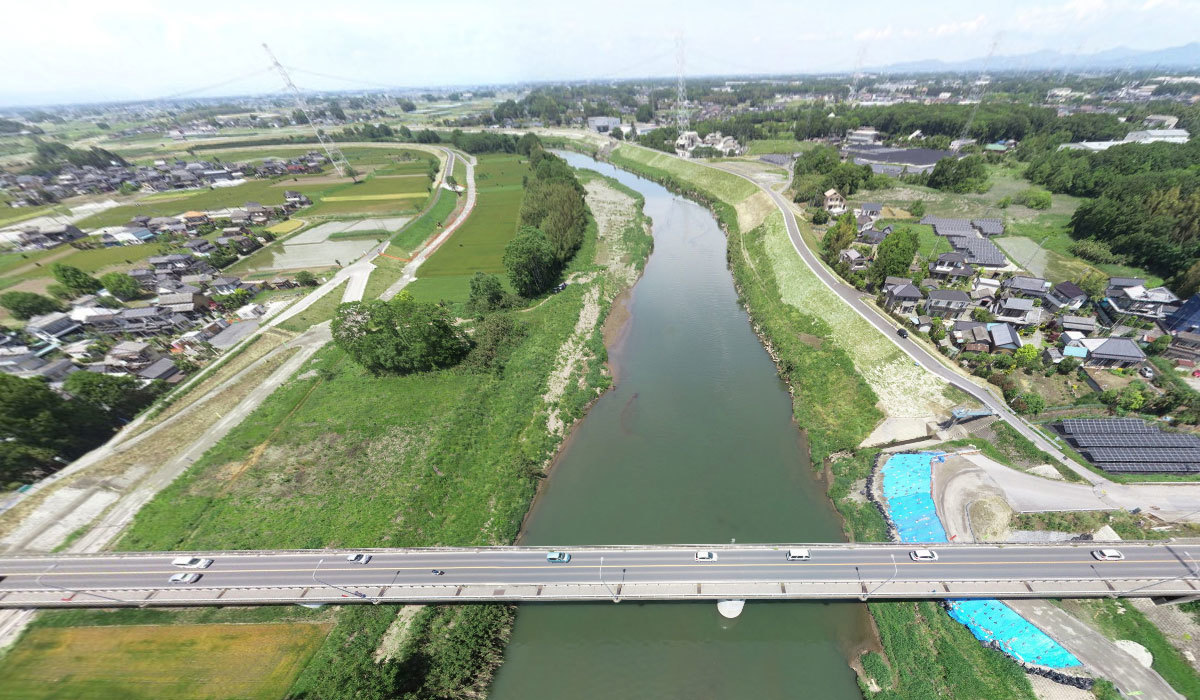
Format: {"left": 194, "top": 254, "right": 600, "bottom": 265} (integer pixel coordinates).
{"left": 1, "top": 543, "right": 1197, "bottom": 608}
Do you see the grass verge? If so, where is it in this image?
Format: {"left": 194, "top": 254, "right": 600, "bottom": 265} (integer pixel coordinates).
{"left": 276, "top": 280, "right": 348, "bottom": 332}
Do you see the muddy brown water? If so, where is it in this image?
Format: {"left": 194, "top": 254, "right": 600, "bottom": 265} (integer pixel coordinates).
{"left": 486, "top": 152, "right": 869, "bottom": 700}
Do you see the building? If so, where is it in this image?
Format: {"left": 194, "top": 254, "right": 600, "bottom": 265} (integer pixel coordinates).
{"left": 1046, "top": 281, "right": 1088, "bottom": 311}
{"left": 843, "top": 144, "right": 957, "bottom": 175}
{"left": 1070, "top": 337, "right": 1147, "bottom": 368}
{"left": 24, "top": 312, "right": 81, "bottom": 343}
{"left": 1060, "top": 128, "right": 1191, "bottom": 152}
{"left": 993, "top": 296, "right": 1040, "bottom": 327}
{"left": 989, "top": 323, "right": 1022, "bottom": 352}
{"left": 823, "top": 189, "right": 847, "bottom": 215}
{"left": 953, "top": 321, "right": 992, "bottom": 352}
{"left": 1165, "top": 331, "right": 1200, "bottom": 364}
{"left": 1002, "top": 276, "right": 1051, "bottom": 299}
{"left": 859, "top": 224, "right": 893, "bottom": 246}
{"left": 586, "top": 116, "right": 622, "bottom": 133}
{"left": 928, "top": 252, "right": 973, "bottom": 281}
{"left": 1059, "top": 315, "right": 1097, "bottom": 335}
{"left": 1164, "top": 294, "right": 1200, "bottom": 334}
{"left": 924, "top": 289, "right": 971, "bottom": 319}
{"left": 1104, "top": 283, "right": 1180, "bottom": 321}
{"left": 884, "top": 281, "right": 923, "bottom": 314}
{"left": 838, "top": 248, "right": 868, "bottom": 271}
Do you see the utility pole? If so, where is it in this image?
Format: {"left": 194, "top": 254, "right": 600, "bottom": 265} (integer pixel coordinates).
{"left": 263, "top": 43, "right": 357, "bottom": 182}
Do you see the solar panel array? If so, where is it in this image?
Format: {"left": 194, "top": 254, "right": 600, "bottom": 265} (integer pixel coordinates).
{"left": 1072, "top": 433, "right": 1200, "bottom": 448}
{"left": 1062, "top": 418, "right": 1158, "bottom": 434}
{"left": 1085, "top": 447, "right": 1200, "bottom": 463}
{"left": 948, "top": 235, "right": 1007, "bottom": 266}
{"left": 1098, "top": 463, "right": 1200, "bottom": 474}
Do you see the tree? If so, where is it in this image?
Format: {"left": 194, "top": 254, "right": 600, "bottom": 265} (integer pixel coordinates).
{"left": 870, "top": 227, "right": 919, "bottom": 287}
{"left": 926, "top": 155, "right": 989, "bottom": 193}
{"left": 50, "top": 263, "right": 102, "bottom": 295}
{"left": 1056, "top": 356, "right": 1082, "bottom": 375}
{"left": 291, "top": 109, "right": 310, "bottom": 125}
{"left": 0, "top": 375, "right": 110, "bottom": 485}
{"left": 635, "top": 104, "right": 653, "bottom": 122}
{"left": 98, "top": 272, "right": 141, "bottom": 301}
{"left": 1148, "top": 334, "right": 1171, "bottom": 355}
{"left": 503, "top": 227, "right": 558, "bottom": 297}
{"left": 332, "top": 293, "right": 470, "bottom": 375}
{"left": 0, "top": 291, "right": 61, "bottom": 320}
{"left": 208, "top": 245, "right": 239, "bottom": 269}
{"left": 909, "top": 200, "right": 926, "bottom": 218}
{"left": 1016, "top": 188, "right": 1052, "bottom": 210}
{"left": 1172, "top": 259, "right": 1200, "bottom": 299}
{"left": 820, "top": 212, "right": 857, "bottom": 262}
{"left": 1014, "top": 343, "right": 1041, "bottom": 370}
{"left": 610, "top": 126, "right": 624, "bottom": 140}
{"left": 294, "top": 270, "right": 318, "bottom": 287}
{"left": 810, "top": 208, "right": 829, "bottom": 225}
{"left": 467, "top": 273, "right": 507, "bottom": 316}
{"left": 972, "top": 306, "right": 995, "bottom": 323}
{"left": 213, "top": 289, "right": 251, "bottom": 311}
{"left": 1074, "top": 270, "right": 1108, "bottom": 300}
{"left": 1013, "top": 392, "right": 1046, "bottom": 415}
{"left": 63, "top": 372, "right": 163, "bottom": 421}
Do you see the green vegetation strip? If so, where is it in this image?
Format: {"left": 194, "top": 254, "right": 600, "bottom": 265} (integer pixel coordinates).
{"left": 276, "top": 279, "right": 348, "bottom": 333}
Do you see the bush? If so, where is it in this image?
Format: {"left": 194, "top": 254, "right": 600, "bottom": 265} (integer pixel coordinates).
{"left": 809, "top": 207, "right": 829, "bottom": 225}
{"left": 332, "top": 293, "right": 470, "bottom": 375}
{"left": 908, "top": 200, "right": 925, "bottom": 218}
{"left": 1016, "top": 188, "right": 1051, "bottom": 209}
{"left": 1069, "top": 239, "right": 1125, "bottom": 265}
{"left": 0, "top": 291, "right": 62, "bottom": 320}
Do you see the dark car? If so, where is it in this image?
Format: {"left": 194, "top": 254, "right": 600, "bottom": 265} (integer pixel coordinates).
{"left": 897, "top": 328, "right": 909, "bottom": 338}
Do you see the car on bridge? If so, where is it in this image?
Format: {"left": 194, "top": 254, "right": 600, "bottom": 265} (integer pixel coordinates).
{"left": 546, "top": 551, "right": 571, "bottom": 563}
{"left": 786, "top": 549, "right": 811, "bottom": 561}
{"left": 1092, "top": 549, "right": 1125, "bottom": 561}
{"left": 695, "top": 551, "right": 718, "bottom": 562}
{"left": 909, "top": 549, "right": 938, "bottom": 561}
{"left": 168, "top": 573, "right": 202, "bottom": 584}
{"left": 346, "top": 553, "right": 373, "bottom": 564}
{"left": 171, "top": 556, "right": 213, "bottom": 569}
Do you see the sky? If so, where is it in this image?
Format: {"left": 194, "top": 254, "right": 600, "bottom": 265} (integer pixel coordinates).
{"left": 4, "top": 0, "right": 1200, "bottom": 107}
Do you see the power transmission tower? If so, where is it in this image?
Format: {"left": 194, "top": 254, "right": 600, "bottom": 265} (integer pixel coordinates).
{"left": 959, "top": 35, "right": 1002, "bottom": 144}
{"left": 675, "top": 35, "right": 689, "bottom": 131}
{"left": 262, "top": 43, "right": 357, "bottom": 181}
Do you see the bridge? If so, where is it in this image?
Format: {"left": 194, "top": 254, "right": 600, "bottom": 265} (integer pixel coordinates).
{"left": 1, "top": 543, "right": 1198, "bottom": 609}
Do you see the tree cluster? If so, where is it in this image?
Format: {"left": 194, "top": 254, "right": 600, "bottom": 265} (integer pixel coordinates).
{"left": 926, "top": 155, "right": 989, "bottom": 193}
{"left": 331, "top": 293, "right": 470, "bottom": 376}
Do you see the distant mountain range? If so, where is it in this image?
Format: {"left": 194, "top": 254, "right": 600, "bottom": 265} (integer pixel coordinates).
{"left": 868, "top": 42, "right": 1200, "bottom": 74}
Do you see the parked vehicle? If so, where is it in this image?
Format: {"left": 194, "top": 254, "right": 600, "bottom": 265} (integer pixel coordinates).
{"left": 897, "top": 328, "right": 909, "bottom": 338}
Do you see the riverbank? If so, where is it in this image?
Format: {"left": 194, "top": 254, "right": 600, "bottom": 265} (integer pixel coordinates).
{"left": 600, "top": 141, "right": 1038, "bottom": 698}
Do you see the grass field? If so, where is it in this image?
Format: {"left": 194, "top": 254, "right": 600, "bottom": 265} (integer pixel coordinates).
{"left": 611, "top": 144, "right": 759, "bottom": 205}
{"left": 0, "top": 242, "right": 171, "bottom": 292}
{"left": 391, "top": 189, "right": 459, "bottom": 253}
{"left": 74, "top": 179, "right": 331, "bottom": 229}
{"left": 745, "top": 139, "right": 815, "bottom": 155}
{"left": 0, "top": 623, "right": 330, "bottom": 700}
{"left": 996, "top": 218, "right": 1165, "bottom": 287}
{"left": 405, "top": 154, "right": 528, "bottom": 302}
{"left": 276, "top": 279, "right": 347, "bottom": 333}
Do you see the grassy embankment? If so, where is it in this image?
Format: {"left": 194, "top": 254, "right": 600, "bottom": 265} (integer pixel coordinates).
{"left": 6, "top": 167, "right": 652, "bottom": 699}
{"left": 607, "top": 142, "right": 1034, "bottom": 700}
{"left": 361, "top": 186, "right": 462, "bottom": 301}
{"left": 275, "top": 279, "right": 349, "bottom": 333}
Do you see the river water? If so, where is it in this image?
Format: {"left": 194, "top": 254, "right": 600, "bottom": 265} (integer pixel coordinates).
{"left": 487, "top": 153, "right": 865, "bottom": 700}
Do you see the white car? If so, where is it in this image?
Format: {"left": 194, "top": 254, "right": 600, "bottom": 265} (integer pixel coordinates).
{"left": 785, "top": 549, "right": 811, "bottom": 561}
{"left": 169, "top": 572, "right": 202, "bottom": 584}
{"left": 1092, "top": 549, "right": 1125, "bottom": 561}
{"left": 909, "top": 549, "right": 938, "bottom": 562}
{"left": 171, "top": 556, "right": 213, "bottom": 569}
{"left": 695, "top": 551, "right": 718, "bottom": 562}
{"left": 546, "top": 551, "right": 572, "bottom": 563}
{"left": 346, "top": 553, "right": 373, "bottom": 565}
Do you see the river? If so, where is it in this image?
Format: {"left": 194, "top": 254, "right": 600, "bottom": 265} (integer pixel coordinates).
{"left": 486, "top": 152, "right": 867, "bottom": 699}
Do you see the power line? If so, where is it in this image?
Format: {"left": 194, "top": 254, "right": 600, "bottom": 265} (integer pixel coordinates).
{"left": 262, "top": 43, "right": 356, "bottom": 181}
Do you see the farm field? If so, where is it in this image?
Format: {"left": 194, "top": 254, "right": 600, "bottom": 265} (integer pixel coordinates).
{"left": 0, "top": 622, "right": 330, "bottom": 700}
{"left": 73, "top": 178, "right": 330, "bottom": 229}
{"left": 745, "top": 138, "right": 815, "bottom": 155}
{"left": 405, "top": 153, "right": 528, "bottom": 302}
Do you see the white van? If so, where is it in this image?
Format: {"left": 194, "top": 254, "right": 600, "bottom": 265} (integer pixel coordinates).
{"left": 785, "top": 549, "right": 811, "bottom": 561}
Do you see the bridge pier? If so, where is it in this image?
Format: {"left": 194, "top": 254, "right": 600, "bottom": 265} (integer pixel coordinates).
{"left": 717, "top": 599, "right": 745, "bottom": 619}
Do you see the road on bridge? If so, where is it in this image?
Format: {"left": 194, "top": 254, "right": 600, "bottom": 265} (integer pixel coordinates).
{"left": 2, "top": 543, "right": 1198, "bottom": 608}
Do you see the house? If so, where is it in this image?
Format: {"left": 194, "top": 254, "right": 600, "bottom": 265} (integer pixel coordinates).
{"left": 24, "top": 312, "right": 81, "bottom": 343}
{"left": 924, "top": 289, "right": 972, "bottom": 319}
{"left": 1059, "top": 315, "right": 1097, "bottom": 335}
{"left": 137, "top": 357, "right": 182, "bottom": 383}
{"left": 235, "top": 303, "right": 266, "bottom": 320}
{"left": 838, "top": 248, "right": 869, "bottom": 271}
{"left": 216, "top": 235, "right": 261, "bottom": 255}
{"left": 85, "top": 306, "right": 192, "bottom": 337}
{"left": 1166, "top": 331, "right": 1200, "bottom": 364}
{"left": 1071, "top": 337, "right": 1147, "bottom": 368}
{"left": 823, "top": 189, "right": 847, "bottom": 216}
{"left": 854, "top": 203, "right": 883, "bottom": 221}
{"left": 989, "top": 323, "right": 1022, "bottom": 351}
{"left": 128, "top": 268, "right": 158, "bottom": 290}
{"left": 1002, "top": 276, "right": 1052, "bottom": 299}
{"left": 971, "top": 276, "right": 1001, "bottom": 302}
{"left": 1105, "top": 283, "right": 1180, "bottom": 321}
{"left": 149, "top": 254, "right": 202, "bottom": 273}
{"left": 993, "top": 296, "right": 1040, "bottom": 327}
{"left": 283, "top": 190, "right": 311, "bottom": 206}
{"left": 859, "top": 225, "right": 893, "bottom": 246}
{"left": 158, "top": 292, "right": 211, "bottom": 315}
{"left": 1046, "top": 281, "right": 1088, "bottom": 311}
{"left": 183, "top": 239, "right": 215, "bottom": 256}
{"left": 228, "top": 209, "right": 250, "bottom": 225}
{"left": 1165, "top": 294, "right": 1200, "bottom": 334}
{"left": 586, "top": 116, "right": 622, "bottom": 133}
{"left": 269, "top": 277, "right": 297, "bottom": 290}
{"left": 928, "top": 252, "right": 973, "bottom": 281}
{"left": 855, "top": 214, "right": 875, "bottom": 234}
{"left": 953, "top": 320, "right": 992, "bottom": 352}
{"left": 1043, "top": 347, "right": 1064, "bottom": 365}
{"left": 105, "top": 340, "right": 158, "bottom": 371}
{"left": 210, "top": 276, "right": 249, "bottom": 296}
{"left": 181, "top": 211, "right": 210, "bottom": 230}
{"left": 884, "top": 281, "right": 924, "bottom": 314}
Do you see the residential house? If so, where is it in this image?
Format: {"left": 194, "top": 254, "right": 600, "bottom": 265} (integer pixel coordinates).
{"left": 235, "top": 303, "right": 266, "bottom": 320}
{"left": 1002, "top": 276, "right": 1052, "bottom": 299}
{"left": 989, "top": 323, "right": 1022, "bottom": 352}
{"left": 209, "top": 276, "right": 259, "bottom": 296}
{"left": 158, "top": 292, "right": 211, "bottom": 316}
{"left": 838, "top": 248, "right": 868, "bottom": 271}
{"left": 181, "top": 211, "right": 210, "bottom": 231}
{"left": 586, "top": 116, "right": 621, "bottom": 133}
{"left": 1166, "top": 331, "right": 1200, "bottom": 364}
{"left": 855, "top": 214, "right": 875, "bottom": 234}
{"left": 216, "top": 234, "right": 261, "bottom": 255}
{"left": 183, "top": 239, "right": 215, "bottom": 256}
{"left": 884, "top": 280, "right": 923, "bottom": 314}
{"left": 993, "top": 297, "right": 1041, "bottom": 327}
{"left": 105, "top": 340, "right": 158, "bottom": 371}
{"left": 148, "top": 254, "right": 209, "bottom": 276}
{"left": 85, "top": 306, "right": 193, "bottom": 337}
{"left": 859, "top": 224, "right": 893, "bottom": 246}
{"left": 128, "top": 268, "right": 158, "bottom": 291}
{"left": 953, "top": 320, "right": 992, "bottom": 352}
{"left": 24, "top": 312, "right": 81, "bottom": 343}
{"left": 283, "top": 190, "right": 311, "bottom": 206}
{"left": 971, "top": 276, "right": 1001, "bottom": 304}
{"left": 1165, "top": 294, "right": 1200, "bottom": 334}
{"left": 854, "top": 203, "right": 883, "bottom": 221}
{"left": 1059, "top": 315, "right": 1097, "bottom": 335}
{"left": 1070, "top": 337, "right": 1147, "bottom": 368}
{"left": 137, "top": 357, "right": 182, "bottom": 383}
{"left": 823, "top": 189, "right": 847, "bottom": 216}
{"left": 1043, "top": 347, "right": 1064, "bottom": 365}
{"left": 1046, "top": 281, "right": 1088, "bottom": 311}
{"left": 1105, "top": 283, "right": 1180, "bottom": 321}
{"left": 928, "top": 252, "right": 973, "bottom": 281}
{"left": 925, "top": 289, "right": 971, "bottom": 319}
{"left": 228, "top": 209, "right": 250, "bottom": 225}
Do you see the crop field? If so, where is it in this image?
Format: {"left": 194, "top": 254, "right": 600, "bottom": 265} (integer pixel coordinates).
{"left": 265, "top": 219, "right": 305, "bottom": 235}
{"left": 406, "top": 154, "right": 528, "bottom": 302}
{"left": 73, "top": 179, "right": 331, "bottom": 228}
{"left": 0, "top": 623, "right": 330, "bottom": 700}
{"left": 745, "top": 139, "right": 815, "bottom": 155}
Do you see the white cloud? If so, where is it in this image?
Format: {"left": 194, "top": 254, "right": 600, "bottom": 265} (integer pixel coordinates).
{"left": 929, "top": 14, "right": 987, "bottom": 37}
{"left": 855, "top": 26, "right": 893, "bottom": 41}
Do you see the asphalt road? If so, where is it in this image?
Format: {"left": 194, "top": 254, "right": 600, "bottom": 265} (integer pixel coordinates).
{"left": 1, "top": 543, "right": 1196, "bottom": 600}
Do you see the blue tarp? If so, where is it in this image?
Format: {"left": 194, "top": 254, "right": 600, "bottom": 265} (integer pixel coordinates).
{"left": 880, "top": 453, "right": 1082, "bottom": 669}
